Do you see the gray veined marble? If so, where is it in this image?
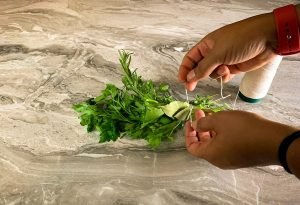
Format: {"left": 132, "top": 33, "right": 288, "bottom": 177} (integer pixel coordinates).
{"left": 0, "top": 0, "right": 300, "bottom": 204}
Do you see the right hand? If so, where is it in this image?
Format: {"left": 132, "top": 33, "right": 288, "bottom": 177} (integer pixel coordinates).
{"left": 178, "top": 12, "right": 278, "bottom": 91}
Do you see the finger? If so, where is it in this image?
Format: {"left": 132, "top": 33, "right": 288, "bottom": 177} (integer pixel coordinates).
{"left": 186, "top": 137, "right": 210, "bottom": 157}
{"left": 185, "top": 121, "right": 203, "bottom": 157}
{"left": 209, "top": 65, "right": 234, "bottom": 83}
{"left": 185, "top": 120, "right": 210, "bottom": 157}
{"left": 178, "top": 65, "right": 193, "bottom": 83}
{"left": 195, "top": 109, "right": 205, "bottom": 120}
{"left": 216, "top": 73, "right": 235, "bottom": 83}
{"left": 185, "top": 121, "right": 199, "bottom": 148}
{"left": 179, "top": 39, "right": 215, "bottom": 83}
{"left": 178, "top": 45, "right": 204, "bottom": 82}
{"left": 194, "top": 110, "right": 211, "bottom": 142}
{"left": 233, "top": 49, "right": 277, "bottom": 72}
{"left": 221, "top": 73, "right": 235, "bottom": 83}
{"left": 185, "top": 121, "right": 196, "bottom": 137}
{"left": 209, "top": 65, "right": 230, "bottom": 79}
{"left": 185, "top": 81, "right": 198, "bottom": 91}
{"left": 226, "top": 64, "right": 243, "bottom": 74}
{"left": 187, "top": 56, "right": 220, "bottom": 83}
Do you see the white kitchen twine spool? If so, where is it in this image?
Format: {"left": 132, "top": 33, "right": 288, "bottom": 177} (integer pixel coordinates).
{"left": 238, "top": 55, "right": 283, "bottom": 103}
{"left": 213, "top": 54, "right": 282, "bottom": 108}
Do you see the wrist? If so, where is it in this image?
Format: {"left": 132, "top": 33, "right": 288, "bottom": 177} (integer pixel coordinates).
{"left": 264, "top": 122, "right": 297, "bottom": 166}
{"left": 263, "top": 12, "right": 278, "bottom": 50}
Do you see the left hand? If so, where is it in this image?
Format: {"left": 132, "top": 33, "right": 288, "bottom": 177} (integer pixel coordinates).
{"left": 185, "top": 109, "right": 297, "bottom": 169}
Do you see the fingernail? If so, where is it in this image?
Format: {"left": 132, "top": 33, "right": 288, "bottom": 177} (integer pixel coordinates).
{"left": 187, "top": 70, "right": 195, "bottom": 82}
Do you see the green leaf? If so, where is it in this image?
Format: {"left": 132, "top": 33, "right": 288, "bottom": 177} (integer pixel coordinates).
{"left": 144, "top": 107, "right": 164, "bottom": 123}
{"left": 158, "top": 116, "right": 173, "bottom": 125}
{"left": 99, "top": 120, "right": 120, "bottom": 142}
{"left": 148, "top": 135, "right": 162, "bottom": 148}
{"left": 159, "top": 83, "right": 169, "bottom": 92}
{"left": 73, "top": 103, "right": 89, "bottom": 113}
{"left": 160, "top": 101, "right": 189, "bottom": 118}
{"left": 174, "top": 107, "right": 191, "bottom": 121}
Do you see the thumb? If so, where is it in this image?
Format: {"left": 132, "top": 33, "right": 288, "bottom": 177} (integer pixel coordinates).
{"left": 195, "top": 109, "right": 205, "bottom": 120}
{"left": 192, "top": 114, "right": 214, "bottom": 132}
{"left": 187, "top": 56, "right": 220, "bottom": 82}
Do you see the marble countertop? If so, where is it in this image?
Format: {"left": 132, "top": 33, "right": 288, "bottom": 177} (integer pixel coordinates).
{"left": 0, "top": 0, "right": 300, "bottom": 204}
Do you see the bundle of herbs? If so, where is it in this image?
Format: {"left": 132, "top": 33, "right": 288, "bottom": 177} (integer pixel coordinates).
{"left": 73, "top": 50, "right": 229, "bottom": 148}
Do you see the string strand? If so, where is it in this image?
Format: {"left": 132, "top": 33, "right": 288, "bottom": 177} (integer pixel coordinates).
{"left": 176, "top": 62, "right": 193, "bottom": 123}
{"left": 220, "top": 76, "right": 224, "bottom": 98}
{"left": 185, "top": 88, "right": 193, "bottom": 123}
{"left": 232, "top": 87, "right": 240, "bottom": 110}
{"left": 210, "top": 75, "right": 239, "bottom": 108}
{"left": 211, "top": 76, "right": 231, "bottom": 101}
{"left": 185, "top": 88, "right": 189, "bottom": 102}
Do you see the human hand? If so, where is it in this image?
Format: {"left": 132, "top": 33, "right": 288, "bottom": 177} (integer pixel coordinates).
{"left": 179, "top": 12, "right": 278, "bottom": 91}
{"left": 185, "top": 109, "right": 297, "bottom": 169}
